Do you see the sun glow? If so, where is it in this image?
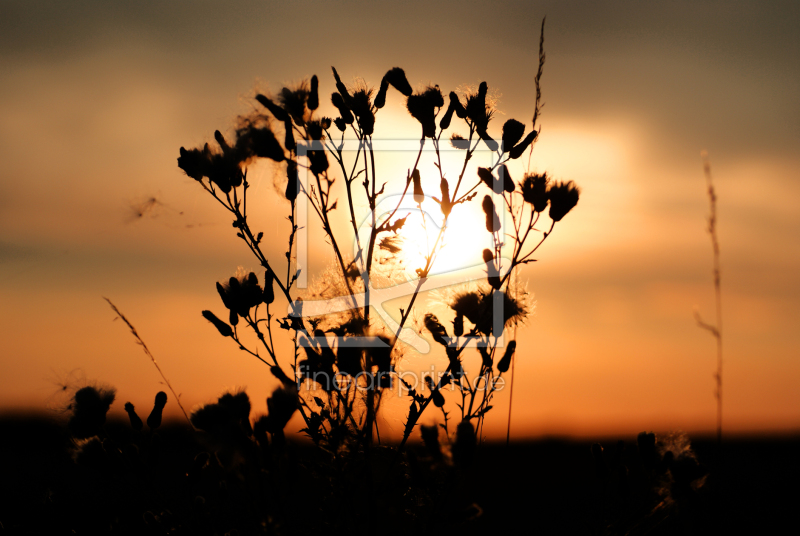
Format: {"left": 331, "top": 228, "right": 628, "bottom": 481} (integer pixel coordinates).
{"left": 397, "top": 196, "right": 493, "bottom": 276}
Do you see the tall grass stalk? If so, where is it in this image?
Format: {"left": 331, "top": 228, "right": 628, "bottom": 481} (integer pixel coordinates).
{"left": 105, "top": 297, "right": 194, "bottom": 428}
{"left": 694, "top": 152, "right": 722, "bottom": 445}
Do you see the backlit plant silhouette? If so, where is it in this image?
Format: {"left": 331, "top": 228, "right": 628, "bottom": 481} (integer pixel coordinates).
{"left": 177, "top": 18, "right": 580, "bottom": 451}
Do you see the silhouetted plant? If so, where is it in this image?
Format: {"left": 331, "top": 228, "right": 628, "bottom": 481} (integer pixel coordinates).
{"left": 694, "top": 152, "right": 723, "bottom": 445}
{"left": 175, "top": 16, "right": 579, "bottom": 452}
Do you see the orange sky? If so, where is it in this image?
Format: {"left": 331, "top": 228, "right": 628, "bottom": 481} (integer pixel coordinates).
{"left": 1, "top": 0, "right": 799, "bottom": 440}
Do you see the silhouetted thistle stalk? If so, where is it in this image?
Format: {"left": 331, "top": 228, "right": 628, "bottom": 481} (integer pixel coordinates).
{"left": 174, "top": 15, "right": 579, "bottom": 454}
{"left": 695, "top": 151, "right": 723, "bottom": 445}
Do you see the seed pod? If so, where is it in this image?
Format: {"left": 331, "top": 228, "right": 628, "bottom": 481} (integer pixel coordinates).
{"left": 214, "top": 130, "right": 232, "bottom": 153}
{"left": 499, "top": 164, "right": 515, "bottom": 193}
{"left": 255, "top": 94, "right": 288, "bottom": 122}
{"left": 285, "top": 160, "right": 298, "bottom": 202}
{"left": 452, "top": 420, "right": 476, "bottom": 467}
{"left": 477, "top": 167, "right": 495, "bottom": 190}
{"left": 412, "top": 168, "right": 424, "bottom": 203}
{"left": 453, "top": 313, "right": 463, "bottom": 337}
{"left": 124, "top": 402, "right": 143, "bottom": 431}
{"left": 309, "top": 149, "right": 329, "bottom": 175}
{"left": 450, "top": 91, "right": 466, "bottom": 118}
{"left": 330, "top": 66, "right": 351, "bottom": 102}
{"left": 307, "top": 75, "right": 319, "bottom": 110}
{"left": 547, "top": 180, "right": 581, "bottom": 222}
{"left": 477, "top": 128, "right": 498, "bottom": 152}
{"left": 502, "top": 119, "right": 525, "bottom": 151}
{"left": 439, "top": 177, "right": 452, "bottom": 216}
{"left": 424, "top": 314, "right": 450, "bottom": 346}
{"left": 509, "top": 130, "right": 538, "bottom": 159}
{"left": 432, "top": 388, "right": 445, "bottom": 408}
{"left": 202, "top": 310, "right": 233, "bottom": 337}
{"left": 263, "top": 270, "right": 275, "bottom": 305}
{"left": 331, "top": 93, "right": 354, "bottom": 124}
{"left": 178, "top": 146, "right": 210, "bottom": 181}
{"left": 147, "top": 391, "right": 167, "bottom": 430}
{"left": 483, "top": 248, "right": 501, "bottom": 290}
{"left": 439, "top": 101, "right": 455, "bottom": 130}
{"left": 283, "top": 118, "right": 295, "bottom": 151}
{"left": 420, "top": 424, "right": 442, "bottom": 460}
{"left": 384, "top": 67, "right": 413, "bottom": 96}
{"left": 482, "top": 195, "right": 500, "bottom": 233}
{"left": 374, "top": 77, "right": 389, "bottom": 109}
{"left": 333, "top": 117, "right": 346, "bottom": 132}
{"left": 497, "top": 340, "right": 516, "bottom": 373}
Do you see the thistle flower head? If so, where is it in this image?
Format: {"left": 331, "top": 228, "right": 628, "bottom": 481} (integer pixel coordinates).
{"left": 350, "top": 85, "right": 375, "bottom": 135}
{"left": 448, "top": 285, "right": 531, "bottom": 336}
{"left": 234, "top": 114, "right": 285, "bottom": 162}
{"left": 266, "top": 387, "right": 299, "bottom": 433}
{"left": 547, "top": 180, "right": 580, "bottom": 222}
{"left": 502, "top": 119, "right": 525, "bottom": 151}
{"left": 508, "top": 129, "right": 538, "bottom": 159}
{"left": 384, "top": 67, "right": 413, "bottom": 96}
{"left": 279, "top": 83, "right": 310, "bottom": 124}
{"left": 521, "top": 172, "right": 549, "bottom": 213}
{"left": 68, "top": 385, "right": 116, "bottom": 439}
{"left": 217, "top": 268, "right": 264, "bottom": 320}
{"left": 407, "top": 85, "right": 444, "bottom": 138}
{"left": 424, "top": 313, "right": 450, "bottom": 347}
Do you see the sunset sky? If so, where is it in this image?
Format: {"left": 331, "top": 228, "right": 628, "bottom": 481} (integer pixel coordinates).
{"left": 1, "top": 0, "right": 798, "bottom": 440}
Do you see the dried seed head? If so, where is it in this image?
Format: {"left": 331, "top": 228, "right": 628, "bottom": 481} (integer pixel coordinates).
{"left": 407, "top": 86, "right": 443, "bottom": 138}
{"left": 178, "top": 146, "right": 211, "bottom": 181}
{"left": 450, "top": 133, "right": 469, "bottom": 150}
{"left": 278, "top": 84, "right": 310, "bottom": 124}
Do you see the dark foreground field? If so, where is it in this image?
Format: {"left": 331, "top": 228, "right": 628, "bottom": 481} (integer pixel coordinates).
{"left": 1, "top": 414, "right": 797, "bottom": 535}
